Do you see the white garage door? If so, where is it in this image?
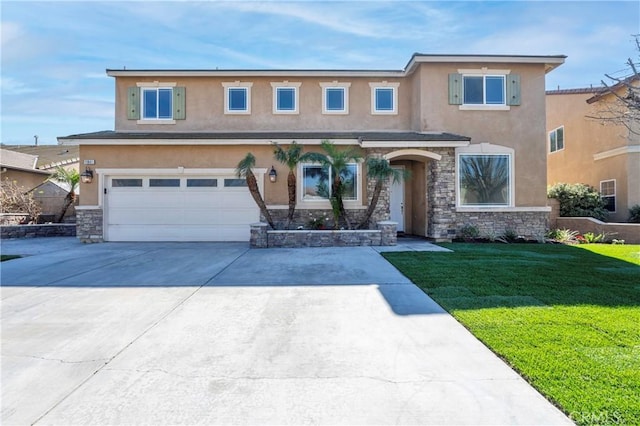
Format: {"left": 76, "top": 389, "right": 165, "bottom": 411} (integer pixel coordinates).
{"left": 105, "top": 175, "right": 259, "bottom": 242}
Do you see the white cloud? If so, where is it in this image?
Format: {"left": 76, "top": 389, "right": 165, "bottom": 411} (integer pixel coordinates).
{"left": 0, "top": 76, "right": 38, "bottom": 95}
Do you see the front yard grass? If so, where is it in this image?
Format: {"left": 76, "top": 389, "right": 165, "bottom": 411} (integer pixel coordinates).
{"left": 383, "top": 243, "right": 640, "bottom": 426}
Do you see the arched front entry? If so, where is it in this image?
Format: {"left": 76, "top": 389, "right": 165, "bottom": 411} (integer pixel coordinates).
{"left": 383, "top": 149, "right": 442, "bottom": 237}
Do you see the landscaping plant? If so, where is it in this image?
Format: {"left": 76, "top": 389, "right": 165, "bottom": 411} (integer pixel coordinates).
{"left": 629, "top": 204, "right": 640, "bottom": 223}
{"left": 547, "top": 182, "right": 609, "bottom": 221}
{"left": 49, "top": 166, "right": 80, "bottom": 223}
{"left": 358, "top": 156, "right": 407, "bottom": 229}
{"left": 0, "top": 179, "right": 41, "bottom": 223}
{"left": 236, "top": 153, "right": 275, "bottom": 229}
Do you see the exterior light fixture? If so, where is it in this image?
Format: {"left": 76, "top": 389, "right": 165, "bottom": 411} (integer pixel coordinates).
{"left": 269, "top": 166, "right": 277, "bottom": 183}
{"left": 80, "top": 167, "right": 94, "bottom": 184}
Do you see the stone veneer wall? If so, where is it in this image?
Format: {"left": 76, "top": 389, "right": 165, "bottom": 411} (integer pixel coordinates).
{"left": 251, "top": 221, "right": 397, "bottom": 248}
{"left": 1, "top": 224, "right": 76, "bottom": 239}
{"left": 76, "top": 208, "right": 104, "bottom": 242}
{"left": 267, "top": 208, "right": 368, "bottom": 230}
{"left": 427, "top": 148, "right": 457, "bottom": 241}
{"left": 456, "top": 210, "right": 550, "bottom": 239}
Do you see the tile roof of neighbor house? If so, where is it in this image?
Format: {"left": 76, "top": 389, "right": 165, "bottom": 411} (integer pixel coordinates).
{"left": 58, "top": 130, "right": 472, "bottom": 142}
{"left": 0, "top": 148, "right": 51, "bottom": 175}
{"left": 586, "top": 74, "right": 640, "bottom": 104}
{"left": 0, "top": 145, "right": 79, "bottom": 170}
{"left": 546, "top": 87, "right": 605, "bottom": 96}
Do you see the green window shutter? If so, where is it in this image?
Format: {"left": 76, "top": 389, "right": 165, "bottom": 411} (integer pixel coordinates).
{"left": 127, "top": 87, "right": 140, "bottom": 120}
{"left": 506, "top": 74, "right": 521, "bottom": 106}
{"left": 448, "top": 73, "right": 462, "bottom": 105}
{"left": 173, "top": 86, "right": 186, "bottom": 120}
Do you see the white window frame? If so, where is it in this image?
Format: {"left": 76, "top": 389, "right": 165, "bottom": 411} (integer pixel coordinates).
{"left": 320, "top": 82, "right": 351, "bottom": 114}
{"left": 136, "top": 82, "right": 177, "bottom": 124}
{"left": 549, "top": 126, "right": 564, "bottom": 153}
{"left": 369, "top": 82, "right": 399, "bottom": 115}
{"left": 600, "top": 179, "right": 616, "bottom": 213}
{"left": 297, "top": 161, "right": 362, "bottom": 208}
{"left": 222, "top": 81, "right": 253, "bottom": 114}
{"left": 455, "top": 143, "right": 515, "bottom": 208}
{"left": 271, "top": 82, "right": 301, "bottom": 114}
{"left": 457, "top": 68, "right": 510, "bottom": 111}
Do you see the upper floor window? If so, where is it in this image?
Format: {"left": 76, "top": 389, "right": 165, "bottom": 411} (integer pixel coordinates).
{"left": 301, "top": 163, "right": 358, "bottom": 201}
{"left": 369, "top": 82, "right": 399, "bottom": 115}
{"left": 600, "top": 180, "right": 616, "bottom": 212}
{"left": 320, "top": 82, "right": 351, "bottom": 114}
{"left": 271, "top": 82, "right": 301, "bottom": 114}
{"left": 128, "top": 82, "right": 185, "bottom": 123}
{"left": 222, "top": 82, "right": 252, "bottom": 114}
{"left": 549, "top": 126, "right": 564, "bottom": 153}
{"left": 449, "top": 70, "right": 520, "bottom": 110}
{"left": 143, "top": 87, "right": 173, "bottom": 119}
{"left": 463, "top": 75, "right": 505, "bottom": 105}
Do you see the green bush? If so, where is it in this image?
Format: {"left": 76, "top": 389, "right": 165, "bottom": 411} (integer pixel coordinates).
{"left": 459, "top": 224, "right": 480, "bottom": 240}
{"left": 629, "top": 205, "right": 640, "bottom": 223}
{"left": 548, "top": 183, "right": 609, "bottom": 221}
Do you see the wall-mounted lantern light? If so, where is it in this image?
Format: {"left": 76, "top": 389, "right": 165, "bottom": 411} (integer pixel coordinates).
{"left": 269, "top": 166, "right": 277, "bottom": 183}
{"left": 80, "top": 167, "right": 94, "bottom": 184}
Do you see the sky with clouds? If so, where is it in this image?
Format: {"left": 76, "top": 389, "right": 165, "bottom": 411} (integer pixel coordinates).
{"left": 1, "top": 0, "right": 638, "bottom": 145}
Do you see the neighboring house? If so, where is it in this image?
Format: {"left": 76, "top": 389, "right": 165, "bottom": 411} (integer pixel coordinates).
{"left": 0, "top": 148, "right": 52, "bottom": 192}
{"left": 59, "top": 53, "right": 565, "bottom": 242}
{"left": 1, "top": 145, "right": 80, "bottom": 220}
{"left": 546, "top": 80, "right": 640, "bottom": 222}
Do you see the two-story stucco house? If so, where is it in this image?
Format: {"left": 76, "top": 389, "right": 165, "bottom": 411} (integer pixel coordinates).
{"left": 59, "top": 53, "right": 565, "bottom": 243}
{"left": 546, "top": 79, "right": 640, "bottom": 223}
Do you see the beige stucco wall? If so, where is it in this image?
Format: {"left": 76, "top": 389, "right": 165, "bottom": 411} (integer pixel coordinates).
{"left": 1, "top": 169, "right": 50, "bottom": 191}
{"left": 114, "top": 76, "right": 410, "bottom": 132}
{"left": 546, "top": 92, "right": 638, "bottom": 221}
{"left": 80, "top": 144, "right": 368, "bottom": 207}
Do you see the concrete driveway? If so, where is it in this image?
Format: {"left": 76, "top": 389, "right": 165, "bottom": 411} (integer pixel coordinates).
{"left": 1, "top": 237, "right": 571, "bottom": 425}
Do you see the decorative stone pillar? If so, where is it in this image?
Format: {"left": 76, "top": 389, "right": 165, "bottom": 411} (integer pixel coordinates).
{"left": 250, "top": 222, "right": 268, "bottom": 248}
{"left": 377, "top": 220, "right": 397, "bottom": 246}
{"left": 76, "top": 208, "right": 103, "bottom": 243}
{"left": 427, "top": 148, "right": 457, "bottom": 241}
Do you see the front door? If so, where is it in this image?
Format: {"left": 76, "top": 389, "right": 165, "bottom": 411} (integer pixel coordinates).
{"left": 390, "top": 167, "right": 405, "bottom": 232}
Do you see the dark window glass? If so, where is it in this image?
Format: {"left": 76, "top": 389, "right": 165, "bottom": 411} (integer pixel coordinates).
{"left": 112, "top": 178, "right": 142, "bottom": 187}
{"left": 277, "top": 88, "right": 295, "bottom": 111}
{"left": 326, "top": 88, "right": 344, "bottom": 111}
{"left": 229, "top": 88, "right": 247, "bottom": 111}
{"left": 149, "top": 178, "right": 180, "bottom": 187}
{"left": 459, "top": 155, "right": 510, "bottom": 206}
{"left": 224, "top": 179, "right": 248, "bottom": 187}
{"left": 485, "top": 76, "right": 505, "bottom": 104}
{"left": 375, "top": 88, "right": 393, "bottom": 111}
{"left": 187, "top": 179, "right": 218, "bottom": 187}
{"left": 157, "top": 88, "right": 172, "bottom": 118}
{"left": 463, "top": 77, "right": 483, "bottom": 104}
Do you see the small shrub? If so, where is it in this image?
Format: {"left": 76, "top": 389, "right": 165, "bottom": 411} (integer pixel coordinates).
{"left": 611, "top": 239, "right": 626, "bottom": 245}
{"left": 502, "top": 228, "right": 519, "bottom": 243}
{"left": 547, "top": 228, "right": 579, "bottom": 244}
{"left": 629, "top": 204, "right": 640, "bottom": 223}
{"left": 548, "top": 183, "right": 609, "bottom": 221}
{"left": 582, "top": 232, "right": 606, "bottom": 243}
{"left": 459, "top": 224, "right": 480, "bottom": 241}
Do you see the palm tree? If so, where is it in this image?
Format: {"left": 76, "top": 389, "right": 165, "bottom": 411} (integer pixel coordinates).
{"left": 272, "top": 141, "right": 314, "bottom": 228}
{"left": 305, "top": 140, "right": 362, "bottom": 229}
{"left": 236, "top": 153, "right": 276, "bottom": 229}
{"left": 49, "top": 166, "right": 80, "bottom": 223}
{"left": 358, "top": 156, "right": 408, "bottom": 229}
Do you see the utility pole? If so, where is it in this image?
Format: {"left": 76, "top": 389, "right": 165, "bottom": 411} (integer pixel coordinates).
{"left": 34, "top": 135, "right": 38, "bottom": 146}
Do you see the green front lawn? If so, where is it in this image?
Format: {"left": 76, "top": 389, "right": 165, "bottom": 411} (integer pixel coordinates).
{"left": 384, "top": 243, "right": 640, "bottom": 426}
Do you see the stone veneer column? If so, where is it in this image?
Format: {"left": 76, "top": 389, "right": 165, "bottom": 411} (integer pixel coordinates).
{"left": 76, "top": 208, "right": 103, "bottom": 243}
{"left": 427, "top": 148, "right": 457, "bottom": 241}
{"left": 364, "top": 148, "right": 394, "bottom": 227}
{"left": 377, "top": 221, "right": 397, "bottom": 246}
{"left": 250, "top": 222, "right": 268, "bottom": 248}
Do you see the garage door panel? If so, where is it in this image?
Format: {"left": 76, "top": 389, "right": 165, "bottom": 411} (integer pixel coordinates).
{"left": 106, "top": 174, "right": 258, "bottom": 242}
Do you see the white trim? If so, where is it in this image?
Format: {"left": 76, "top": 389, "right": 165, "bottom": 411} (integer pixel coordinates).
{"left": 64, "top": 138, "right": 360, "bottom": 146}
{"left": 459, "top": 105, "right": 510, "bottom": 111}
{"left": 75, "top": 205, "right": 101, "bottom": 210}
{"left": 111, "top": 70, "right": 405, "bottom": 78}
{"left": 97, "top": 167, "right": 266, "bottom": 175}
{"left": 456, "top": 206, "right": 551, "bottom": 213}
{"left": 600, "top": 179, "right": 616, "bottom": 213}
{"left": 136, "top": 119, "right": 176, "bottom": 125}
{"left": 384, "top": 149, "right": 442, "bottom": 161}
{"left": 369, "top": 82, "right": 399, "bottom": 115}
{"left": 455, "top": 143, "right": 515, "bottom": 208}
{"left": 460, "top": 74, "right": 507, "bottom": 107}
{"left": 593, "top": 145, "right": 640, "bottom": 161}
{"left": 297, "top": 161, "right": 362, "bottom": 208}
{"left": 457, "top": 68, "right": 511, "bottom": 75}
{"left": 222, "top": 81, "right": 253, "bottom": 114}
{"left": 271, "top": 82, "right": 301, "bottom": 114}
{"left": 319, "top": 82, "right": 351, "bottom": 115}
{"left": 362, "top": 141, "right": 469, "bottom": 148}
{"left": 136, "top": 81, "right": 177, "bottom": 87}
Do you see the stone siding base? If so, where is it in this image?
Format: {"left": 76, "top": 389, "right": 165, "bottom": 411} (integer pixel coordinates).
{"left": 251, "top": 221, "right": 397, "bottom": 248}
{"left": 455, "top": 210, "right": 550, "bottom": 240}
{"left": 267, "top": 208, "right": 369, "bottom": 230}
{"left": 1, "top": 224, "right": 76, "bottom": 239}
{"left": 76, "top": 208, "right": 104, "bottom": 243}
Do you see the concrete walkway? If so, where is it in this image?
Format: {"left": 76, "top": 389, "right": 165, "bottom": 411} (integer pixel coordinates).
{"left": 1, "top": 237, "right": 571, "bottom": 425}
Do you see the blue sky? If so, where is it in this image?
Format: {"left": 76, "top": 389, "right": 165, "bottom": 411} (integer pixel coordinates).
{"left": 1, "top": 0, "right": 638, "bottom": 145}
